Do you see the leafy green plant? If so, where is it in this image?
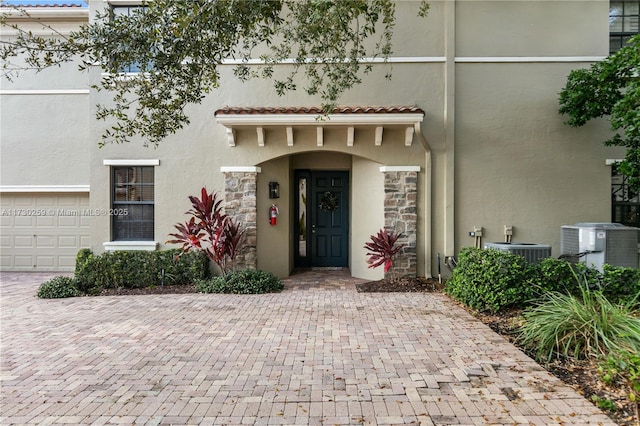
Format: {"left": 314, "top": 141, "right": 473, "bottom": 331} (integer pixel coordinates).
{"left": 155, "top": 250, "right": 209, "bottom": 285}
{"left": 559, "top": 34, "right": 640, "bottom": 188}
{"left": 74, "top": 248, "right": 209, "bottom": 293}
{"left": 590, "top": 395, "right": 617, "bottom": 412}
{"left": 519, "top": 281, "right": 640, "bottom": 362}
{"left": 444, "top": 247, "right": 534, "bottom": 313}
{"left": 37, "top": 276, "right": 81, "bottom": 299}
{"left": 167, "top": 187, "right": 245, "bottom": 275}
{"left": 74, "top": 249, "right": 110, "bottom": 294}
{"left": 364, "top": 228, "right": 405, "bottom": 280}
{"left": 196, "top": 269, "right": 283, "bottom": 294}
{"left": 1, "top": 1, "right": 429, "bottom": 146}
{"left": 529, "top": 258, "right": 598, "bottom": 297}
{"left": 602, "top": 264, "right": 640, "bottom": 307}
{"left": 599, "top": 350, "right": 640, "bottom": 425}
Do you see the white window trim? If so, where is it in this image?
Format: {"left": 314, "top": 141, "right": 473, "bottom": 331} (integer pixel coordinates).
{"left": 606, "top": 159, "right": 623, "bottom": 165}
{"left": 104, "top": 160, "right": 159, "bottom": 249}
{"left": 0, "top": 185, "right": 89, "bottom": 193}
{"left": 104, "top": 159, "right": 160, "bottom": 166}
{"left": 103, "top": 241, "right": 158, "bottom": 251}
{"left": 379, "top": 166, "right": 421, "bottom": 172}
{"left": 220, "top": 166, "right": 262, "bottom": 173}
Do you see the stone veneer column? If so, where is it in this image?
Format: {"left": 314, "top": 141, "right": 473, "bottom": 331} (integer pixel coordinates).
{"left": 380, "top": 166, "right": 420, "bottom": 278}
{"left": 221, "top": 167, "right": 260, "bottom": 270}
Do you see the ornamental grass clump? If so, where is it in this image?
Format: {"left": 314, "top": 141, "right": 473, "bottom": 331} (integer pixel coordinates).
{"left": 519, "top": 282, "right": 640, "bottom": 363}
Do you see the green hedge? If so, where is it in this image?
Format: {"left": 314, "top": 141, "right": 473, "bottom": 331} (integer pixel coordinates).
{"left": 37, "top": 275, "right": 82, "bottom": 299}
{"left": 75, "top": 248, "right": 209, "bottom": 294}
{"left": 444, "top": 247, "right": 534, "bottom": 313}
{"left": 602, "top": 264, "right": 640, "bottom": 306}
{"left": 446, "top": 247, "right": 640, "bottom": 313}
{"left": 196, "top": 269, "right": 283, "bottom": 294}
{"left": 529, "top": 257, "right": 600, "bottom": 295}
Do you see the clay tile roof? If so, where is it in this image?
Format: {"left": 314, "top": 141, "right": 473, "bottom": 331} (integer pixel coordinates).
{"left": 214, "top": 106, "right": 424, "bottom": 116}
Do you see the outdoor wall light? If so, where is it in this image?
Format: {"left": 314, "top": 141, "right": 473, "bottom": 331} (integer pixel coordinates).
{"left": 269, "top": 182, "right": 280, "bottom": 199}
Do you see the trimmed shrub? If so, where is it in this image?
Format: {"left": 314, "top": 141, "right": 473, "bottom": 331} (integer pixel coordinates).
{"left": 444, "top": 247, "right": 534, "bottom": 313}
{"left": 156, "top": 250, "right": 210, "bottom": 285}
{"left": 529, "top": 258, "right": 601, "bottom": 297}
{"left": 37, "top": 276, "right": 81, "bottom": 299}
{"left": 528, "top": 260, "right": 637, "bottom": 306}
{"left": 602, "top": 264, "right": 640, "bottom": 306}
{"left": 197, "top": 269, "right": 283, "bottom": 294}
{"left": 75, "top": 248, "right": 209, "bottom": 293}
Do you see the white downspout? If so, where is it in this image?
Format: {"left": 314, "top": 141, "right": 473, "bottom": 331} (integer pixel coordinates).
{"left": 415, "top": 123, "right": 433, "bottom": 278}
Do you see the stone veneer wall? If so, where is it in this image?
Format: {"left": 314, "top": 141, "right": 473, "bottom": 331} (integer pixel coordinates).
{"left": 383, "top": 170, "right": 418, "bottom": 277}
{"left": 223, "top": 171, "right": 258, "bottom": 270}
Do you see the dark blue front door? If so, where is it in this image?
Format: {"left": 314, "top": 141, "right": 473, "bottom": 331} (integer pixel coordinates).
{"left": 294, "top": 170, "right": 349, "bottom": 267}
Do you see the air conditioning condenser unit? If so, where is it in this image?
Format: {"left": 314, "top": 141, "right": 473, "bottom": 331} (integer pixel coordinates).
{"left": 560, "top": 223, "right": 639, "bottom": 271}
{"left": 484, "top": 242, "right": 552, "bottom": 264}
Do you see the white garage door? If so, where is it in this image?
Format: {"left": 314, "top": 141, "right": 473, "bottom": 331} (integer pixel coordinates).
{"left": 0, "top": 193, "right": 90, "bottom": 271}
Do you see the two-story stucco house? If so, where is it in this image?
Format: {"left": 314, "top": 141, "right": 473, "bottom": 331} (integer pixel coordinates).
{"left": 1, "top": 0, "right": 637, "bottom": 279}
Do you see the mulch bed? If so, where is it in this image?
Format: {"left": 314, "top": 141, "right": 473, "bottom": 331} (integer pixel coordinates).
{"left": 355, "top": 276, "right": 444, "bottom": 292}
{"left": 99, "top": 283, "right": 197, "bottom": 296}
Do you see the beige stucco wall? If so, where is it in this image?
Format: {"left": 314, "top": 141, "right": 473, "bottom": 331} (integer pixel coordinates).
{"left": 454, "top": 62, "right": 622, "bottom": 257}
{"left": 351, "top": 157, "right": 385, "bottom": 281}
{"left": 1, "top": 9, "right": 90, "bottom": 187}
{"left": 82, "top": 0, "right": 622, "bottom": 279}
{"left": 256, "top": 156, "right": 292, "bottom": 278}
{"left": 451, "top": 0, "right": 620, "bottom": 259}
{"left": 455, "top": 0, "right": 609, "bottom": 57}
{"left": 1, "top": 94, "right": 89, "bottom": 186}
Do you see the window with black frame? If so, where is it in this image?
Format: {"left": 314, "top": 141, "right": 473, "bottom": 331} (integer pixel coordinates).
{"left": 610, "top": 1, "right": 640, "bottom": 53}
{"left": 611, "top": 163, "right": 639, "bottom": 227}
{"left": 112, "top": 166, "right": 154, "bottom": 241}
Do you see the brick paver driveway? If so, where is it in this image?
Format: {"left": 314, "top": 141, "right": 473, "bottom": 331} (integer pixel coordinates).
{"left": 0, "top": 271, "right": 614, "bottom": 425}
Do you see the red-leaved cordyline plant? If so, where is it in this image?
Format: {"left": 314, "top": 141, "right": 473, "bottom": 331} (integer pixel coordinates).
{"left": 364, "top": 228, "right": 405, "bottom": 281}
{"left": 167, "top": 187, "right": 245, "bottom": 275}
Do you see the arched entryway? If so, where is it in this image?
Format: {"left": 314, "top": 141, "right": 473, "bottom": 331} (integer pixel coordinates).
{"left": 215, "top": 106, "right": 429, "bottom": 280}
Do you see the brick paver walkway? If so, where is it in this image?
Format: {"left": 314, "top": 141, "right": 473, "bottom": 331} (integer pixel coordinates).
{"left": 0, "top": 271, "right": 615, "bottom": 425}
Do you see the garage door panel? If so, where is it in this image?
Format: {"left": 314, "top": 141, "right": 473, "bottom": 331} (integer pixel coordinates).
{"left": 59, "top": 235, "right": 79, "bottom": 248}
{"left": 13, "top": 197, "right": 34, "bottom": 207}
{"left": 58, "top": 216, "right": 80, "bottom": 227}
{"left": 36, "top": 256, "right": 55, "bottom": 267}
{"left": 36, "top": 236, "right": 55, "bottom": 248}
{"left": 59, "top": 256, "right": 76, "bottom": 268}
{"left": 36, "top": 196, "right": 56, "bottom": 206}
{"left": 14, "top": 217, "right": 34, "bottom": 227}
{"left": 14, "top": 236, "right": 34, "bottom": 248}
{"left": 0, "top": 194, "right": 90, "bottom": 271}
{"left": 15, "top": 256, "right": 33, "bottom": 267}
{"left": 36, "top": 216, "right": 55, "bottom": 227}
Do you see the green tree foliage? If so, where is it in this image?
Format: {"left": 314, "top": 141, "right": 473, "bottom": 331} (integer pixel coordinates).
{"left": 1, "top": 0, "right": 429, "bottom": 146}
{"left": 559, "top": 35, "right": 640, "bottom": 189}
